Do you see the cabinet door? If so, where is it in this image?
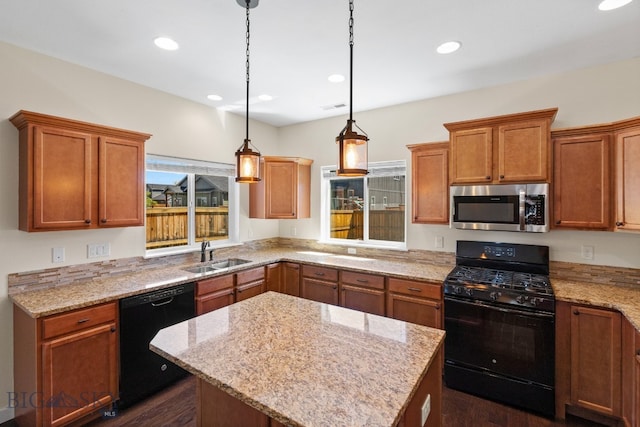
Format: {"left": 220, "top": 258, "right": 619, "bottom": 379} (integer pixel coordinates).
{"left": 570, "top": 305, "right": 622, "bottom": 417}
{"left": 498, "top": 120, "right": 549, "bottom": 182}
{"left": 449, "top": 127, "right": 493, "bottom": 184}
{"left": 410, "top": 143, "right": 449, "bottom": 224}
{"left": 282, "top": 262, "right": 301, "bottom": 297}
{"left": 615, "top": 127, "right": 640, "bottom": 231}
{"left": 340, "top": 284, "right": 385, "bottom": 316}
{"left": 99, "top": 136, "right": 145, "bottom": 227}
{"left": 32, "top": 126, "right": 93, "bottom": 230}
{"left": 265, "top": 263, "right": 282, "bottom": 292}
{"left": 42, "top": 323, "right": 118, "bottom": 427}
{"left": 265, "top": 161, "right": 297, "bottom": 218}
{"left": 553, "top": 134, "right": 611, "bottom": 229}
{"left": 301, "top": 278, "right": 339, "bottom": 305}
{"left": 387, "top": 293, "right": 442, "bottom": 329}
{"left": 196, "top": 288, "right": 235, "bottom": 315}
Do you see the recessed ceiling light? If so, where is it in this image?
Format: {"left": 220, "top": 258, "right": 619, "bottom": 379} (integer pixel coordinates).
{"left": 207, "top": 94, "right": 223, "bottom": 101}
{"left": 328, "top": 74, "right": 345, "bottom": 83}
{"left": 437, "top": 41, "right": 461, "bottom": 54}
{"left": 258, "top": 94, "right": 273, "bottom": 101}
{"left": 153, "top": 37, "right": 179, "bottom": 51}
{"left": 598, "top": 0, "right": 633, "bottom": 10}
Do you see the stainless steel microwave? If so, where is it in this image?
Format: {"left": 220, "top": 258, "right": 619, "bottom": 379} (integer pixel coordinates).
{"left": 450, "top": 183, "right": 549, "bottom": 232}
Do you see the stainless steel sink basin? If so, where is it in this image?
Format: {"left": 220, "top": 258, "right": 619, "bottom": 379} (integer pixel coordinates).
{"left": 183, "top": 258, "right": 251, "bottom": 274}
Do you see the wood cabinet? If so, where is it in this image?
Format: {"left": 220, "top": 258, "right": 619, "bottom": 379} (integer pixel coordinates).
{"left": 196, "top": 274, "right": 235, "bottom": 315}
{"left": 615, "top": 123, "right": 640, "bottom": 231}
{"left": 265, "top": 263, "right": 281, "bottom": 293}
{"left": 301, "top": 265, "right": 339, "bottom": 305}
{"left": 9, "top": 110, "right": 150, "bottom": 232}
{"left": 13, "top": 302, "right": 118, "bottom": 427}
{"left": 386, "top": 277, "right": 442, "bottom": 329}
{"left": 552, "top": 130, "right": 612, "bottom": 230}
{"left": 444, "top": 108, "right": 557, "bottom": 184}
{"left": 236, "top": 267, "right": 266, "bottom": 302}
{"left": 249, "top": 156, "right": 313, "bottom": 219}
{"left": 339, "top": 270, "right": 385, "bottom": 316}
{"left": 407, "top": 142, "right": 449, "bottom": 224}
{"left": 282, "top": 262, "right": 301, "bottom": 297}
{"left": 635, "top": 329, "right": 640, "bottom": 427}
{"left": 556, "top": 302, "right": 622, "bottom": 420}
{"left": 622, "top": 318, "right": 640, "bottom": 427}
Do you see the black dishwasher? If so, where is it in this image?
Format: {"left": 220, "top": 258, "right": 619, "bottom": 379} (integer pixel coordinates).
{"left": 119, "top": 282, "right": 195, "bottom": 408}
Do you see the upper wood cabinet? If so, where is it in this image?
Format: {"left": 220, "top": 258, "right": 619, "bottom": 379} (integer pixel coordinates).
{"left": 407, "top": 142, "right": 449, "bottom": 224}
{"left": 249, "top": 156, "right": 313, "bottom": 219}
{"left": 9, "top": 110, "right": 151, "bottom": 232}
{"left": 615, "top": 121, "right": 640, "bottom": 231}
{"left": 444, "top": 108, "right": 557, "bottom": 184}
{"left": 552, "top": 129, "right": 612, "bottom": 230}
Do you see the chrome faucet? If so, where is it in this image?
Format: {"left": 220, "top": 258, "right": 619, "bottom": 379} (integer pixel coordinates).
{"left": 200, "top": 240, "right": 210, "bottom": 262}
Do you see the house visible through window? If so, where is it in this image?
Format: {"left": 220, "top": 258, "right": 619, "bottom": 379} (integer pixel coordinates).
{"left": 145, "top": 154, "right": 239, "bottom": 255}
{"left": 321, "top": 160, "right": 406, "bottom": 249}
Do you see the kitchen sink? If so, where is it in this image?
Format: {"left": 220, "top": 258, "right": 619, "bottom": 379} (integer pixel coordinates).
{"left": 183, "top": 258, "right": 251, "bottom": 274}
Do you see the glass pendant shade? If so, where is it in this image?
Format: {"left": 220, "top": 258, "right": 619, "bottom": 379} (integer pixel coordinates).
{"left": 336, "top": 119, "right": 368, "bottom": 176}
{"left": 235, "top": 139, "right": 261, "bottom": 183}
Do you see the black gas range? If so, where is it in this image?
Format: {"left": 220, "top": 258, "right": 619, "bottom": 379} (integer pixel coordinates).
{"left": 443, "top": 240, "right": 556, "bottom": 418}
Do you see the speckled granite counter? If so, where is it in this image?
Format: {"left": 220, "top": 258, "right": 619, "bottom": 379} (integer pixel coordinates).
{"left": 552, "top": 279, "right": 640, "bottom": 331}
{"left": 9, "top": 248, "right": 452, "bottom": 318}
{"left": 150, "top": 291, "right": 445, "bottom": 427}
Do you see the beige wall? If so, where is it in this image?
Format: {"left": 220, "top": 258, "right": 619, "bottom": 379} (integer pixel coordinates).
{"left": 0, "top": 39, "right": 639, "bottom": 421}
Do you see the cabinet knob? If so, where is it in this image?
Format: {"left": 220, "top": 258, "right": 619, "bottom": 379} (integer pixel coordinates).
{"left": 486, "top": 176, "right": 491, "bottom": 180}
{"left": 499, "top": 175, "right": 504, "bottom": 179}
{"left": 111, "top": 326, "right": 116, "bottom": 333}
{"left": 556, "top": 220, "right": 562, "bottom": 225}
{"left": 333, "top": 285, "right": 337, "bottom": 290}
{"left": 636, "top": 349, "right": 640, "bottom": 356}
{"left": 616, "top": 221, "right": 624, "bottom": 226}
{"left": 101, "top": 218, "right": 107, "bottom": 223}
{"left": 435, "top": 303, "right": 441, "bottom": 310}
{"left": 573, "top": 309, "right": 580, "bottom": 315}
{"left": 85, "top": 219, "right": 91, "bottom": 224}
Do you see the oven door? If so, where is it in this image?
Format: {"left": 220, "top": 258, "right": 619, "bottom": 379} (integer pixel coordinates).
{"left": 444, "top": 296, "right": 554, "bottom": 387}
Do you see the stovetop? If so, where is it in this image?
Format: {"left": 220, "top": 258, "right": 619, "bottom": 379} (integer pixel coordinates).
{"left": 444, "top": 241, "right": 554, "bottom": 313}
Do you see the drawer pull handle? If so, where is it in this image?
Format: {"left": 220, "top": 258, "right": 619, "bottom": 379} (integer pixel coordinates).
{"left": 356, "top": 279, "right": 369, "bottom": 283}
{"left": 77, "top": 318, "right": 90, "bottom": 324}
{"left": 315, "top": 272, "right": 325, "bottom": 276}
{"left": 408, "top": 287, "right": 422, "bottom": 292}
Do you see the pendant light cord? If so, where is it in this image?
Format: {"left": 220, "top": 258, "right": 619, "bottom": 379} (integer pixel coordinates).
{"left": 245, "top": 0, "right": 251, "bottom": 142}
{"left": 349, "top": 0, "right": 354, "bottom": 123}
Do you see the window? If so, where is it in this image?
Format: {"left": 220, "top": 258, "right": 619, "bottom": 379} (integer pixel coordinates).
{"left": 320, "top": 160, "right": 407, "bottom": 249}
{"left": 145, "top": 154, "right": 239, "bottom": 255}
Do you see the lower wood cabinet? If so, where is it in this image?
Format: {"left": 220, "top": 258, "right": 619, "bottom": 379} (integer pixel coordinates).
{"left": 196, "top": 274, "right": 235, "bottom": 315}
{"left": 635, "top": 329, "right": 640, "bottom": 427}
{"left": 301, "top": 265, "right": 339, "bottom": 305}
{"left": 339, "top": 270, "right": 385, "bottom": 316}
{"left": 236, "top": 267, "right": 266, "bottom": 302}
{"left": 265, "top": 262, "right": 300, "bottom": 296}
{"left": 14, "top": 302, "right": 118, "bottom": 427}
{"left": 386, "top": 277, "right": 442, "bottom": 329}
{"left": 556, "top": 302, "right": 623, "bottom": 421}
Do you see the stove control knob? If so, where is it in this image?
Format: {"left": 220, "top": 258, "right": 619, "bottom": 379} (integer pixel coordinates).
{"left": 489, "top": 291, "right": 500, "bottom": 301}
{"left": 530, "top": 298, "right": 540, "bottom": 307}
{"left": 454, "top": 286, "right": 463, "bottom": 295}
{"left": 465, "top": 288, "right": 473, "bottom": 297}
{"left": 516, "top": 295, "right": 526, "bottom": 304}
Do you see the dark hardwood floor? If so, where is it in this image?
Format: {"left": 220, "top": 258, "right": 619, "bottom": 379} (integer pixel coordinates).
{"left": 81, "top": 375, "right": 609, "bottom": 427}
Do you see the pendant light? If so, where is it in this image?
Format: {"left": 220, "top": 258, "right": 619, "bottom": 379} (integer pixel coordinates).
{"left": 336, "top": 0, "right": 368, "bottom": 176}
{"left": 235, "top": 0, "right": 261, "bottom": 183}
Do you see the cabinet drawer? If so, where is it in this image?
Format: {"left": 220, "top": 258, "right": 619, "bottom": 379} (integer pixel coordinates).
{"left": 236, "top": 266, "right": 265, "bottom": 285}
{"left": 388, "top": 278, "right": 441, "bottom": 300}
{"left": 302, "top": 265, "right": 338, "bottom": 281}
{"left": 340, "top": 270, "right": 385, "bottom": 290}
{"left": 197, "top": 274, "right": 234, "bottom": 296}
{"left": 42, "top": 302, "right": 117, "bottom": 340}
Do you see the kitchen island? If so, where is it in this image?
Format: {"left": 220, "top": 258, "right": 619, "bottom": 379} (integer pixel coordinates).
{"left": 150, "top": 291, "right": 445, "bottom": 427}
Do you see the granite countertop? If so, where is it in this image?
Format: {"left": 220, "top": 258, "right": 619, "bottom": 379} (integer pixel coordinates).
{"left": 150, "top": 291, "right": 446, "bottom": 427}
{"left": 9, "top": 248, "right": 452, "bottom": 318}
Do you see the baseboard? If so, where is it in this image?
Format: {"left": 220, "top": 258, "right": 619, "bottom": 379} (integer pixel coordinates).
{"left": 0, "top": 405, "right": 15, "bottom": 425}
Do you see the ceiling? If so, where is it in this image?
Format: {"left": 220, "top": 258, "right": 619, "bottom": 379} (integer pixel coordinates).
{"left": 0, "top": 0, "right": 638, "bottom": 127}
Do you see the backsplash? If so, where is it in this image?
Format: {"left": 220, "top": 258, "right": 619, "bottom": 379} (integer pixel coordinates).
{"left": 8, "top": 237, "right": 639, "bottom": 293}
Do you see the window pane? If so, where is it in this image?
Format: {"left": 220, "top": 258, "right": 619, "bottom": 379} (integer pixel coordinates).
{"left": 145, "top": 171, "right": 189, "bottom": 250}
{"left": 330, "top": 178, "right": 364, "bottom": 240}
{"left": 368, "top": 176, "right": 405, "bottom": 242}
{"left": 195, "top": 174, "right": 229, "bottom": 242}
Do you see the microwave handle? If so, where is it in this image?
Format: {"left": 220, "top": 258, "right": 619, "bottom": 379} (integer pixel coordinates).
{"left": 519, "top": 189, "right": 526, "bottom": 230}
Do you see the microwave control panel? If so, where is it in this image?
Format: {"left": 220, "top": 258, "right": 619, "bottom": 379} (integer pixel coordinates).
{"left": 525, "top": 195, "right": 545, "bottom": 225}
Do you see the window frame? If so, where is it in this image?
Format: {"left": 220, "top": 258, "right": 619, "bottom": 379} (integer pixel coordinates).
{"left": 144, "top": 154, "right": 240, "bottom": 258}
{"left": 320, "top": 160, "right": 407, "bottom": 250}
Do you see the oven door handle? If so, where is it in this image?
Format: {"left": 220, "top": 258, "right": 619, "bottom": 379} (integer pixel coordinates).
{"left": 445, "top": 296, "right": 555, "bottom": 319}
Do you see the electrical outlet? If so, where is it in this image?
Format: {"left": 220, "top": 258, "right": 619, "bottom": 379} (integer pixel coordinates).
{"left": 52, "top": 247, "right": 65, "bottom": 263}
{"left": 88, "top": 243, "right": 110, "bottom": 258}
{"left": 347, "top": 247, "right": 357, "bottom": 255}
{"left": 581, "top": 245, "right": 594, "bottom": 260}
{"left": 435, "top": 236, "right": 444, "bottom": 248}
{"left": 421, "top": 393, "right": 431, "bottom": 426}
